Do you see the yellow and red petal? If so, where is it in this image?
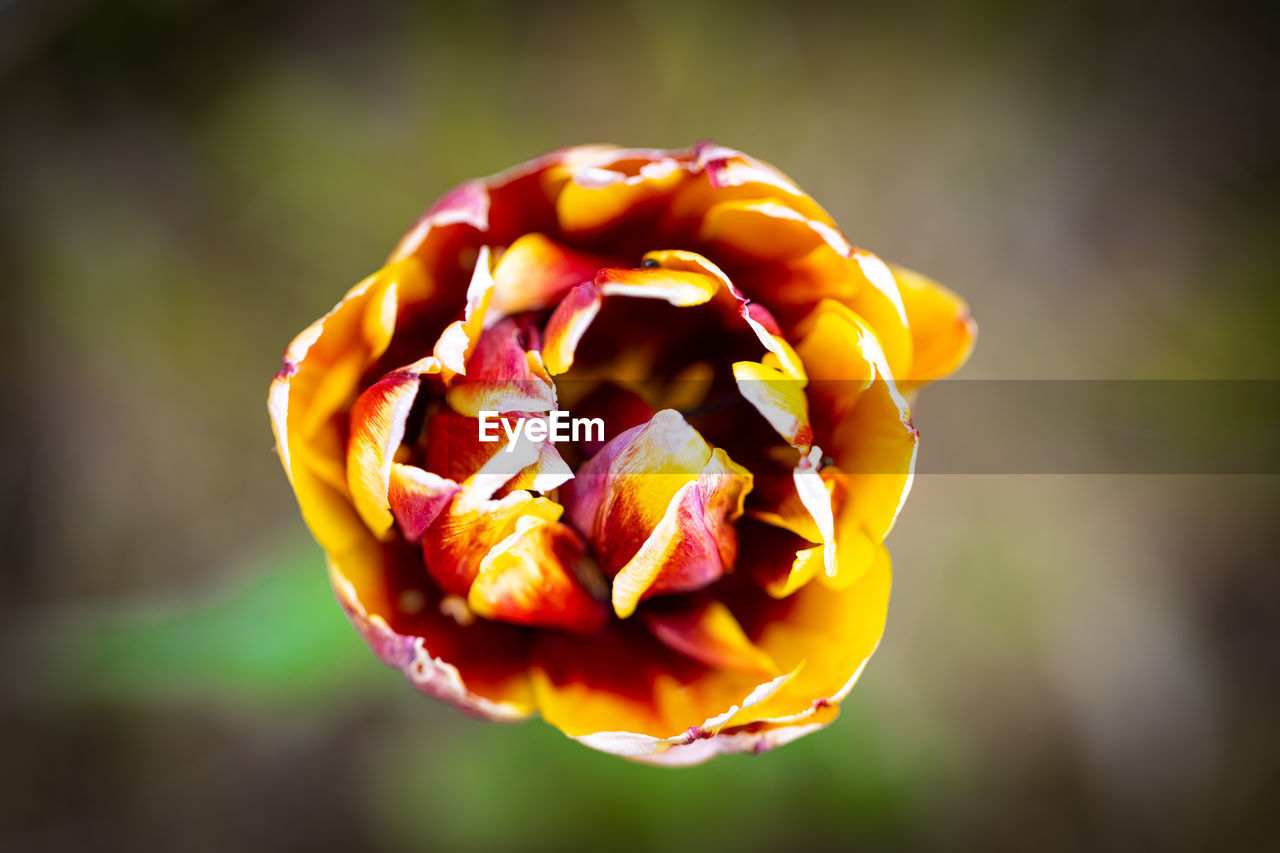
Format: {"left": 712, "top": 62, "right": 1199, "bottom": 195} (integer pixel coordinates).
{"left": 420, "top": 490, "right": 563, "bottom": 597}
{"left": 432, "top": 246, "right": 497, "bottom": 378}
{"left": 723, "top": 545, "right": 892, "bottom": 724}
{"left": 467, "top": 516, "right": 606, "bottom": 633}
{"left": 732, "top": 360, "right": 812, "bottom": 448}
{"left": 541, "top": 281, "right": 602, "bottom": 376}
{"left": 609, "top": 446, "right": 753, "bottom": 618}
{"left": 794, "top": 299, "right": 918, "bottom": 585}
{"left": 346, "top": 368, "right": 430, "bottom": 538}
{"left": 489, "top": 233, "right": 613, "bottom": 316}
{"left": 445, "top": 317, "right": 557, "bottom": 416}
{"left": 387, "top": 463, "right": 459, "bottom": 543}
{"left": 679, "top": 142, "right": 837, "bottom": 227}
{"left": 564, "top": 410, "right": 713, "bottom": 572}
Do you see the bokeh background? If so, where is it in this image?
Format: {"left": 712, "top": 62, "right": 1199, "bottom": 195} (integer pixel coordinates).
{"left": 2, "top": 0, "right": 1278, "bottom": 850}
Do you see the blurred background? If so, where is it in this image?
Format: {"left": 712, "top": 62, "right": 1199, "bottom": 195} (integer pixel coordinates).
{"left": 2, "top": 0, "right": 1277, "bottom": 850}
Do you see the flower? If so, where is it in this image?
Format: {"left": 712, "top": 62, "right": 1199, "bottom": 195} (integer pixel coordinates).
{"left": 268, "top": 143, "right": 975, "bottom": 765}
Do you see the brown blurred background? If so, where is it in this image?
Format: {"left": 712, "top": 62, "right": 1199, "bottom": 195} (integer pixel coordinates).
{"left": 1, "top": 0, "right": 1278, "bottom": 850}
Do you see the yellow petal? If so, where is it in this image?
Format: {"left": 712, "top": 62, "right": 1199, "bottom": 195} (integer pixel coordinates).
{"left": 891, "top": 262, "right": 977, "bottom": 388}
{"left": 732, "top": 360, "right": 812, "bottom": 448}
{"left": 698, "top": 198, "right": 846, "bottom": 261}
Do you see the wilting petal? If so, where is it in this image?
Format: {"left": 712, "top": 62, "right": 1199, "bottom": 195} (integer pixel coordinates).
{"left": 490, "top": 233, "right": 612, "bottom": 316}
{"left": 468, "top": 516, "right": 606, "bottom": 633}
{"left": 642, "top": 599, "right": 778, "bottom": 676}
{"left": 891, "top": 263, "right": 977, "bottom": 389}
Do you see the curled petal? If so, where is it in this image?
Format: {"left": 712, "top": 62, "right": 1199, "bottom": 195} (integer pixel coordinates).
{"left": 346, "top": 366, "right": 433, "bottom": 538}
{"left": 432, "top": 246, "right": 497, "bottom": 378}
{"left": 541, "top": 265, "right": 719, "bottom": 375}
{"left": 732, "top": 360, "right": 812, "bottom": 449}
{"left": 673, "top": 142, "right": 836, "bottom": 227}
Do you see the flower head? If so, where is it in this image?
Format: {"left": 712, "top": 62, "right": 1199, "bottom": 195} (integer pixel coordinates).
{"left": 269, "top": 143, "right": 975, "bottom": 765}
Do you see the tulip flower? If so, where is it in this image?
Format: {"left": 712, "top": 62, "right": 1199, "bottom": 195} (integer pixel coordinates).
{"left": 269, "top": 143, "right": 975, "bottom": 764}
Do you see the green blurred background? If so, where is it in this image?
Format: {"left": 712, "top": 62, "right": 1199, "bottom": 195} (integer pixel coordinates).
{"left": 2, "top": 0, "right": 1278, "bottom": 850}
